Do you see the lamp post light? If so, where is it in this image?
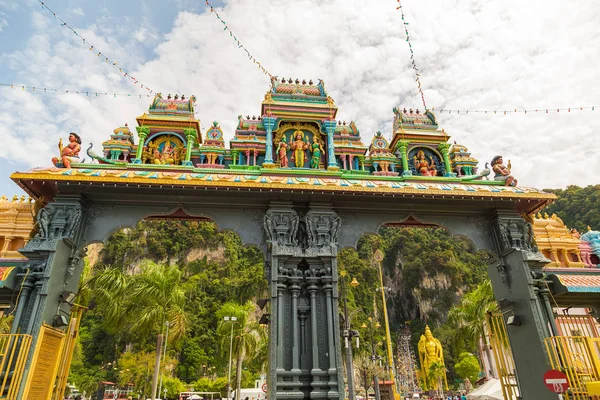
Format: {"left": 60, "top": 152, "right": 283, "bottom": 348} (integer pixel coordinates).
{"left": 158, "top": 321, "right": 170, "bottom": 400}
{"left": 374, "top": 249, "right": 400, "bottom": 400}
{"left": 224, "top": 316, "right": 238, "bottom": 400}
{"left": 340, "top": 270, "right": 359, "bottom": 400}
{"left": 362, "top": 318, "right": 381, "bottom": 400}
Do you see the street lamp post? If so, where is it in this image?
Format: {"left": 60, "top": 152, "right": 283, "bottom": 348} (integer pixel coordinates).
{"left": 362, "top": 318, "right": 381, "bottom": 400}
{"left": 158, "top": 321, "right": 170, "bottom": 399}
{"left": 224, "top": 316, "right": 238, "bottom": 400}
{"left": 340, "top": 270, "right": 359, "bottom": 400}
{"left": 374, "top": 249, "right": 400, "bottom": 400}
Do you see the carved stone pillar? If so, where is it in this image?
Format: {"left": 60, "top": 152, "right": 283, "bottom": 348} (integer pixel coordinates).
{"left": 263, "top": 116, "right": 276, "bottom": 166}
{"left": 396, "top": 140, "right": 411, "bottom": 176}
{"left": 437, "top": 142, "right": 454, "bottom": 177}
{"left": 134, "top": 126, "right": 150, "bottom": 163}
{"left": 183, "top": 128, "right": 196, "bottom": 166}
{"left": 14, "top": 196, "right": 87, "bottom": 398}
{"left": 489, "top": 211, "right": 558, "bottom": 400}
{"left": 323, "top": 120, "right": 338, "bottom": 171}
{"left": 265, "top": 202, "right": 343, "bottom": 400}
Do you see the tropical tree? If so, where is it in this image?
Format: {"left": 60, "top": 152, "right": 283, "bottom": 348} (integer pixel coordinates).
{"left": 448, "top": 279, "right": 498, "bottom": 376}
{"left": 454, "top": 352, "right": 480, "bottom": 386}
{"left": 217, "top": 301, "right": 266, "bottom": 400}
{"left": 427, "top": 360, "right": 446, "bottom": 399}
{"left": 90, "top": 261, "right": 188, "bottom": 400}
{"left": 354, "top": 353, "right": 385, "bottom": 397}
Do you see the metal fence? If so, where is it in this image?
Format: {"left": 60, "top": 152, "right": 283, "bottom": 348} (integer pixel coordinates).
{"left": 485, "top": 313, "right": 520, "bottom": 400}
{"left": 52, "top": 305, "right": 86, "bottom": 400}
{"left": 0, "top": 333, "right": 33, "bottom": 399}
{"left": 544, "top": 336, "right": 600, "bottom": 399}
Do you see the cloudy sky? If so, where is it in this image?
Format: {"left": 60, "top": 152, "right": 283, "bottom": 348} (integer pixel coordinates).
{"left": 1, "top": 0, "right": 599, "bottom": 196}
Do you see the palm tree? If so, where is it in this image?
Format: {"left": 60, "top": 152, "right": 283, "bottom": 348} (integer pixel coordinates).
{"left": 91, "top": 261, "right": 188, "bottom": 400}
{"left": 448, "top": 279, "right": 498, "bottom": 377}
{"left": 217, "top": 301, "right": 265, "bottom": 400}
{"left": 427, "top": 361, "right": 446, "bottom": 399}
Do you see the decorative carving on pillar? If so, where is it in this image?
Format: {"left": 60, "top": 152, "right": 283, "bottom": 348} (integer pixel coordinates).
{"left": 496, "top": 263, "right": 511, "bottom": 290}
{"left": 264, "top": 204, "right": 342, "bottom": 400}
{"left": 27, "top": 202, "right": 85, "bottom": 251}
{"left": 264, "top": 208, "right": 299, "bottom": 248}
{"left": 497, "top": 218, "right": 537, "bottom": 253}
{"left": 305, "top": 211, "right": 341, "bottom": 247}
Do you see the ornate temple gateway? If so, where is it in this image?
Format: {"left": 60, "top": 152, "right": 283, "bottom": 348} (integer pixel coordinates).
{"left": 9, "top": 79, "right": 564, "bottom": 400}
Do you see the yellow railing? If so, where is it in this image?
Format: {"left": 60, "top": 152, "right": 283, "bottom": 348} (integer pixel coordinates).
{"left": 544, "top": 336, "right": 600, "bottom": 400}
{"left": 485, "top": 313, "right": 520, "bottom": 399}
{"left": 556, "top": 315, "right": 600, "bottom": 338}
{"left": 0, "top": 334, "right": 33, "bottom": 399}
{"left": 52, "top": 305, "right": 87, "bottom": 400}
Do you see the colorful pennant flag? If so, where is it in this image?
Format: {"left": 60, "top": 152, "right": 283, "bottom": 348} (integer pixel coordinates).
{"left": 38, "top": 1, "right": 156, "bottom": 94}
{"left": 205, "top": 0, "right": 273, "bottom": 79}
{"left": 396, "top": 0, "right": 427, "bottom": 110}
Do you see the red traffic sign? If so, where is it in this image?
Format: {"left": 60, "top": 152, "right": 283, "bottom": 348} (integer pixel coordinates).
{"left": 544, "top": 370, "right": 569, "bottom": 393}
{"left": 262, "top": 383, "right": 268, "bottom": 393}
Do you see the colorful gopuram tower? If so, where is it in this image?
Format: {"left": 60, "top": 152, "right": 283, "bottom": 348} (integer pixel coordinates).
{"left": 532, "top": 213, "right": 586, "bottom": 268}
{"left": 0, "top": 195, "right": 34, "bottom": 312}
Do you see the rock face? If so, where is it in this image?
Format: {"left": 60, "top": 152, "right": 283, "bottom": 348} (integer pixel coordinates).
{"left": 353, "top": 227, "right": 487, "bottom": 329}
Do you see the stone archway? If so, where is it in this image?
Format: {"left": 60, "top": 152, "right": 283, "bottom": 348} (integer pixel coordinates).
{"left": 9, "top": 169, "right": 558, "bottom": 400}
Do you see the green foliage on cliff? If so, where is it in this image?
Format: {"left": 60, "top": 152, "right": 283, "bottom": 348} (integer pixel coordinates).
{"left": 70, "top": 220, "right": 267, "bottom": 398}
{"left": 544, "top": 185, "right": 600, "bottom": 231}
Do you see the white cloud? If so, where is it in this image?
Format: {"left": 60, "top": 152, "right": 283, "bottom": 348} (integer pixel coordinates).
{"left": 69, "top": 7, "right": 85, "bottom": 17}
{"left": 0, "top": 16, "right": 6, "bottom": 32}
{"left": 1, "top": 0, "right": 600, "bottom": 190}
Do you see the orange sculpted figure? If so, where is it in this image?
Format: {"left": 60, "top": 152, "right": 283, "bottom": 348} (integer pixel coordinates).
{"left": 52, "top": 133, "right": 82, "bottom": 168}
{"left": 491, "top": 155, "right": 517, "bottom": 186}
{"left": 277, "top": 137, "right": 289, "bottom": 167}
{"left": 413, "top": 150, "right": 437, "bottom": 176}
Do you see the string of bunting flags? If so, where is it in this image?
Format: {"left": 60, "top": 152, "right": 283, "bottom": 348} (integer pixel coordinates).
{"left": 37, "top": 0, "right": 155, "bottom": 94}
{"left": 2, "top": 83, "right": 595, "bottom": 116}
{"left": 205, "top": 0, "right": 273, "bottom": 79}
{"left": 396, "top": 0, "right": 427, "bottom": 111}
{"left": 432, "top": 106, "right": 596, "bottom": 114}
{"left": 0, "top": 83, "right": 152, "bottom": 98}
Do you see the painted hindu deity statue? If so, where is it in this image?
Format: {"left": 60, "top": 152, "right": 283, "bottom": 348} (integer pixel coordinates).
{"left": 147, "top": 139, "right": 183, "bottom": 165}
{"left": 309, "top": 136, "right": 324, "bottom": 169}
{"left": 418, "top": 325, "right": 448, "bottom": 391}
{"left": 491, "top": 155, "right": 517, "bottom": 186}
{"left": 290, "top": 130, "right": 309, "bottom": 168}
{"left": 413, "top": 149, "right": 437, "bottom": 176}
{"left": 52, "top": 133, "right": 82, "bottom": 168}
{"left": 277, "top": 137, "right": 289, "bottom": 168}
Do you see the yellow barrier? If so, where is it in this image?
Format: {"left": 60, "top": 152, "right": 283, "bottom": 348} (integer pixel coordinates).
{"left": 0, "top": 333, "right": 33, "bottom": 400}
{"left": 485, "top": 313, "right": 520, "bottom": 399}
{"left": 544, "top": 336, "right": 600, "bottom": 400}
{"left": 52, "top": 305, "right": 86, "bottom": 400}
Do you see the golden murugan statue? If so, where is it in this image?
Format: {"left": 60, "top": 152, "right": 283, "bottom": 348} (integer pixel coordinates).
{"left": 418, "top": 325, "right": 448, "bottom": 391}
{"left": 290, "top": 130, "right": 309, "bottom": 168}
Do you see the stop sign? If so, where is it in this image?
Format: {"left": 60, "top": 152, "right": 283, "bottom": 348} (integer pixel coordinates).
{"left": 544, "top": 370, "right": 569, "bottom": 393}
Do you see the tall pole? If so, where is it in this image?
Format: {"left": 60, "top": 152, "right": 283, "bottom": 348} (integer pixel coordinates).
{"left": 226, "top": 316, "right": 237, "bottom": 400}
{"left": 341, "top": 272, "right": 357, "bottom": 400}
{"left": 367, "top": 317, "right": 381, "bottom": 400}
{"left": 374, "top": 249, "right": 400, "bottom": 400}
{"left": 158, "top": 321, "right": 170, "bottom": 399}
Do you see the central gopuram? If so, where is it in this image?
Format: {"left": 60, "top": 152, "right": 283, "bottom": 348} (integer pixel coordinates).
{"left": 10, "top": 78, "right": 560, "bottom": 400}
